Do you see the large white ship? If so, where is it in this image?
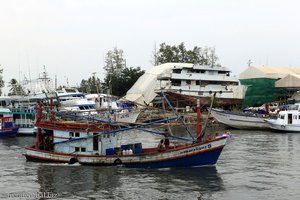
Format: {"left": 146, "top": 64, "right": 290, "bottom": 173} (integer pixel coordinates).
{"left": 125, "top": 63, "right": 247, "bottom": 108}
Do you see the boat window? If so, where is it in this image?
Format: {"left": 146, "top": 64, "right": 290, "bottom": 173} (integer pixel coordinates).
{"left": 81, "top": 147, "right": 86, "bottom": 152}
{"left": 69, "top": 132, "right": 74, "bottom": 137}
{"left": 186, "top": 80, "right": 191, "bottom": 85}
{"left": 293, "top": 115, "right": 297, "bottom": 120}
{"left": 173, "top": 69, "right": 182, "bottom": 74}
{"left": 75, "top": 147, "right": 80, "bottom": 152}
{"left": 280, "top": 115, "right": 285, "bottom": 119}
{"left": 171, "top": 80, "right": 181, "bottom": 86}
{"left": 75, "top": 132, "right": 80, "bottom": 137}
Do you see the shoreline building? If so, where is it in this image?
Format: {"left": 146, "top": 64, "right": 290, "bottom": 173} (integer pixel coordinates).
{"left": 239, "top": 66, "right": 300, "bottom": 107}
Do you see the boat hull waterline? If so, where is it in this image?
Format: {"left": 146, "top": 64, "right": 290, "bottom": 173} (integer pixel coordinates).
{"left": 266, "top": 119, "right": 300, "bottom": 132}
{"left": 0, "top": 127, "right": 19, "bottom": 137}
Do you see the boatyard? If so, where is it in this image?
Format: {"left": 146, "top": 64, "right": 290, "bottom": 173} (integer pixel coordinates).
{"left": 1, "top": 1, "right": 300, "bottom": 200}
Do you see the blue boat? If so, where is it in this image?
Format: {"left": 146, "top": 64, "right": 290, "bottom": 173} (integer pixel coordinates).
{"left": 0, "top": 108, "right": 19, "bottom": 137}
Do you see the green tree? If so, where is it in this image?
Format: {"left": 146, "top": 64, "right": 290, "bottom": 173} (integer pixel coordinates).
{"left": 78, "top": 76, "right": 101, "bottom": 94}
{"left": 154, "top": 42, "right": 221, "bottom": 67}
{"left": 103, "top": 47, "right": 126, "bottom": 95}
{"left": 103, "top": 66, "right": 144, "bottom": 97}
{"left": 104, "top": 47, "right": 126, "bottom": 76}
{"left": 100, "top": 47, "right": 145, "bottom": 97}
{"left": 8, "top": 78, "right": 25, "bottom": 96}
{"left": 0, "top": 68, "right": 4, "bottom": 96}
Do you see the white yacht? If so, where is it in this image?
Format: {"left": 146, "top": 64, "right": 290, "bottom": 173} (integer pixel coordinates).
{"left": 55, "top": 88, "right": 97, "bottom": 114}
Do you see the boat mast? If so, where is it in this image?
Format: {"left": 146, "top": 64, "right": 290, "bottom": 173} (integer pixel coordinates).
{"left": 196, "top": 96, "right": 202, "bottom": 142}
{"left": 35, "top": 101, "right": 43, "bottom": 149}
{"left": 196, "top": 79, "right": 202, "bottom": 141}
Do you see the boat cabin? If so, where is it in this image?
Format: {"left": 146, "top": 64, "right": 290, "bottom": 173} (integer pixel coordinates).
{"left": 276, "top": 110, "right": 300, "bottom": 125}
{"left": 51, "top": 129, "right": 118, "bottom": 155}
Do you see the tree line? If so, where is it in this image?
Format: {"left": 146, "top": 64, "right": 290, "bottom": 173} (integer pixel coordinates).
{"left": 0, "top": 42, "right": 221, "bottom": 96}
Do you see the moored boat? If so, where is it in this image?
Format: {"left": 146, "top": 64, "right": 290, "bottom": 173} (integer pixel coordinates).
{"left": 211, "top": 108, "right": 270, "bottom": 129}
{"left": 0, "top": 108, "right": 19, "bottom": 137}
{"left": 266, "top": 108, "right": 300, "bottom": 132}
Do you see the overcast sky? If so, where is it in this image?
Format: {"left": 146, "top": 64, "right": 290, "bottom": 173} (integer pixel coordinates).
{"left": 1, "top": 0, "right": 300, "bottom": 93}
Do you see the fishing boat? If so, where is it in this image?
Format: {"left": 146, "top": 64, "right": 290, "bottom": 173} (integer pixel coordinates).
{"left": 210, "top": 108, "right": 270, "bottom": 129}
{"left": 10, "top": 97, "right": 38, "bottom": 136}
{"left": 0, "top": 108, "right": 19, "bottom": 137}
{"left": 266, "top": 107, "right": 300, "bottom": 132}
{"left": 25, "top": 93, "right": 230, "bottom": 168}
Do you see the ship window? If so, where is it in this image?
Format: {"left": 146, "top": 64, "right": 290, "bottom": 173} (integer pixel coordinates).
{"left": 280, "top": 115, "right": 285, "bottom": 119}
{"left": 171, "top": 80, "right": 181, "bottom": 86}
{"left": 75, "top": 147, "right": 80, "bottom": 152}
{"left": 75, "top": 132, "right": 80, "bottom": 137}
{"left": 186, "top": 80, "right": 191, "bottom": 85}
{"left": 81, "top": 147, "right": 86, "bottom": 152}
{"left": 196, "top": 80, "right": 200, "bottom": 85}
{"left": 69, "top": 132, "right": 74, "bottom": 137}
{"left": 293, "top": 115, "right": 297, "bottom": 120}
{"left": 173, "top": 69, "right": 182, "bottom": 74}
{"left": 200, "top": 70, "right": 205, "bottom": 73}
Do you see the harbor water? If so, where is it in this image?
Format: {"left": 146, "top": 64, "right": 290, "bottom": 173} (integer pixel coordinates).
{"left": 0, "top": 128, "right": 300, "bottom": 200}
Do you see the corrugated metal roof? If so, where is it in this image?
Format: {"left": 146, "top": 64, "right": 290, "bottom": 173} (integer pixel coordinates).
{"left": 275, "top": 74, "right": 300, "bottom": 88}
{"left": 239, "top": 66, "right": 300, "bottom": 80}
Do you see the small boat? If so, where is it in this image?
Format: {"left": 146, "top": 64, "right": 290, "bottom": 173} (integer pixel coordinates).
{"left": 211, "top": 108, "right": 270, "bottom": 129}
{"left": 0, "top": 108, "right": 19, "bottom": 137}
{"left": 25, "top": 93, "right": 230, "bottom": 168}
{"left": 266, "top": 108, "right": 300, "bottom": 132}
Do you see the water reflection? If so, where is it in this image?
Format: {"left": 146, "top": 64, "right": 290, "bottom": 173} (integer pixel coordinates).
{"left": 36, "top": 164, "right": 224, "bottom": 200}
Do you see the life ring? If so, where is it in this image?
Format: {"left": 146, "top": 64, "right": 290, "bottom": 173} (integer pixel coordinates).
{"left": 114, "top": 159, "right": 122, "bottom": 165}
